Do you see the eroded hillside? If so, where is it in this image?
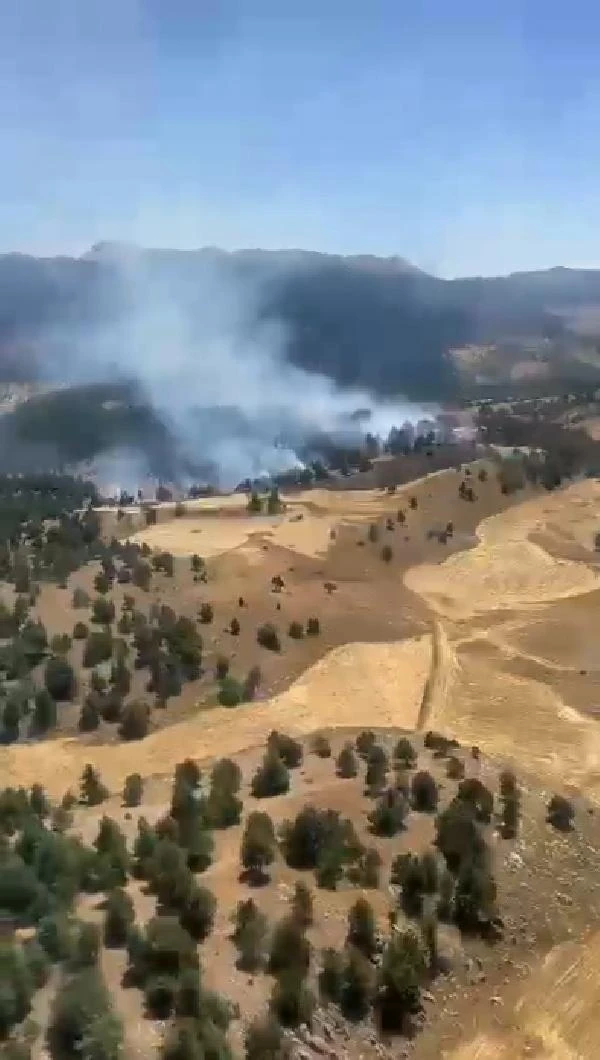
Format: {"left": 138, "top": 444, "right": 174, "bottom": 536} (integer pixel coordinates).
{"left": 2, "top": 460, "right": 600, "bottom": 1059}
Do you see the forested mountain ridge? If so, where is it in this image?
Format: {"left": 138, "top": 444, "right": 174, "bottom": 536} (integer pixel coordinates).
{"left": 3, "top": 245, "right": 600, "bottom": 399}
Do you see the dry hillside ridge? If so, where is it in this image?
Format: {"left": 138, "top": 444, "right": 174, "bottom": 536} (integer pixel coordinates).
{"left": 3, "top": 457, "right": 600, "bottom": 1059}
{"left": 0, "top": 634, "right": 432, "bottom": 797}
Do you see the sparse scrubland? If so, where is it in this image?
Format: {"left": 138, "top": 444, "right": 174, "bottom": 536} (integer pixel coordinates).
{"left": 2, "top": 440, "right": 600, "bottom": 1058}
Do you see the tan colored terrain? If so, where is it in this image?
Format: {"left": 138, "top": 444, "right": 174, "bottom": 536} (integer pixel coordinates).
{"left": 5, "top": 463, "right": 600, "bottom": 1058}
{"left": 447, "top": 930, "right": 600, "bottom": 1059}
{"left": 403, "top": 479, "right": 600, "bottom": 800}
{"left": 0, "top": 634, "right": 431, "bottom": 798}
{"left": 128, "top": 509, "right": 341, "bottom": 559}
{"left": 5, "top": 469, "right": 600, "bottom": 804}
{"left": 405, "top": 482, "right": 600, "bottom": 619}
{"left": 124, "top": 471, "right": 457, "bottom": 560}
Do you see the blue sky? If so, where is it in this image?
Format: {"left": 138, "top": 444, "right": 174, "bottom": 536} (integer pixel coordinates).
{"left": 2, "top": 0, "right": 600, "bottom": 275}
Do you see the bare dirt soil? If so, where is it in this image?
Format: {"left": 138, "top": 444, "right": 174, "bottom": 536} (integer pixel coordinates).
{"left": 24, "top": 728, "right": 600, "bottom": 1060}
{"left": 6, "top": 458, "right": 600, "bottom": 1058}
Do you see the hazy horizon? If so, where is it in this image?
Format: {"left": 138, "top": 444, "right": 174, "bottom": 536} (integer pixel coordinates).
{"left": 3, "top": 1, "right": 600, "bottom": 277}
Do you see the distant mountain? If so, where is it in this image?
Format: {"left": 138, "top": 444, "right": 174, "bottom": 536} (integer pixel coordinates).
{"left": 2, "top": 246, "right": 600, "bottom": 398}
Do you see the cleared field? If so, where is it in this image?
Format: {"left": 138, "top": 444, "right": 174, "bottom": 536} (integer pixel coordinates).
{"left": 405, "top": 482, "right": 600, "bottom": 619}
{"left": 0, "top": 634, "right": 432, "bottom": 797}
{"left": 123, "top": 468, "right": 465, "bottom": 559}
{"left": 448, "top": 931, "right": 600, "bottom": 1059}
{"left": 404, "top": 478, "right": 600, "bottom": 800}
{"left": 127, "top": 510, "right": 343, "bottom": 559}
{"left": 7, "top": 465, "right": 600, "bottom": 1059}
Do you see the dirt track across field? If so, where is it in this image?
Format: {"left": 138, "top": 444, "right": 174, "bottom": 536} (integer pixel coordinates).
{"left": 6, "top": 467, "right": 600, "bottom": 1059}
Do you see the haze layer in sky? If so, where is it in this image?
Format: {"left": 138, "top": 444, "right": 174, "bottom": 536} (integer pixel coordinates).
{"left": 2, "top": 0, "right": 600, "bottom": 276}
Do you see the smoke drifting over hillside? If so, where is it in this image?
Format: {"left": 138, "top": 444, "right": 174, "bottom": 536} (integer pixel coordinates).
{"left": 38, "top": 244, "right": 431, "bottom": 488}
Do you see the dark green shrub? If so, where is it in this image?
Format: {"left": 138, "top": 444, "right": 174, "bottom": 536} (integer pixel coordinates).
{"left": 268, "top": 918, "right": 310, "bottom": 977}
{"left": 104, "top": 888, "right": 135, "bottom": 947}
{"left": 547, "top": 794, "right": 575, "bottom": 831}
{"left": 346, "top": 897, "right": 377, "bottom": 958}
{"left": 257, "top": 623, "right": 281, "bottom": 652}
{"left": 123, "top": 773, "right": 144, "bottom": 808}
{"left": 245, "top": 1015, "right": 291, "bottom": 1060}
{"left": 336, "top": 742, "right": 358, "bottom": 778}
{"left": 251, "top": 752, "right": 290, "bottom": 799}
{"left": 80, "top": 765, "right": 109, "bottom": 807}
{"left": 73, "top": 621, "right": 89, "bottom": 640}
{"left": 393, "top": 737, "right": 417, "bottom": 769}
{"left": 44, "top": 656, "right": 76, "bottom": 702}
{"left": 240, "top": 812, "right": 276, "bottom": 883}
{"left": 232, "top": 899, "right": 268, "bottom": 972}
{"left": 218, "top": 676, "right": 243, "bottom": 708}
{"left": 311, "top": 733, "right": 331, "bottom": 758}
{"left": 118, "top": 700, "right": 150, "bottom": 741}
{"left": 269, "top": 972, "right": 315, "bottom": 1029}
{"left": 355, "top": 730, "right": 376, "bottom": 759}
{"left": 267, "top": 730, "right": 303, "bottom": 768}
{"left": 368, "top": 788, "right": 408, "bottom": 836}
{"left": 290, "top": 881, "right": 313, "bottom": 929}
{"left": 92, "top": 596, "right": 115, "bottom": 626}
{"left": 411, "top": 770, "right": 439, "bottom": 812}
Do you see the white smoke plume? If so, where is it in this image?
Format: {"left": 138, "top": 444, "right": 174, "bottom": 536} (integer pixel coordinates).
{"left": 42, "top": 243, "right": 433, "bottom": 489}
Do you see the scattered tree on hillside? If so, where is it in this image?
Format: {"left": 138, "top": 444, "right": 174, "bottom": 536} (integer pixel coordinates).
{"left": 394, "top": 737, "right": 417, "bottom": 769}
{"left": 499, "top": 770, "right": 521, "bottom": 838}
{"left": 72, "top": 586, "right": 91, "bottom": 609}
{"left": 92, "top": 596, "right": 115, "bottom": 626}
{"left": 267, "top": 730, "right": 303, "bottom": 768}
{"left": 368, "top": 788, "right": 408, "bottom": 836}
{"left": 31, "top": 688, "right": 57, "bottom": 735}
{"left": 311, "top": 732, "right": 331, "bottom": 758}
{"left": 447, "top": 755, "right": 465, "bottom": 780}
{"left": 118, "top": 700, "right": 150, "bottom": 741}
{"left": 83, "top": 629, "right": 113, "bottom": 668}
{"left": 268, "top": 917, "right": 311, "bottom": 977}
{"left": 232, "top": 899, "right": 269, "bottom": 972}
{"left": 44, "top": 656, "right": 76, "bottom": 702}
{"left": 73, "top": 620, "right": 89, "bottom": 640}
{"left": 376, "top": 929, "right": 425, "bottom": 1032}
{"left": 257, "top": 623, "right": 281, "bottom": 652}
{"left": 411, "top": 770, "right": 439, "bottom": 813}
{"left": 80, "top": 765, "right": 109, "bottom": 807}
{"left": 365, "top": 744, "right": 389, "bottom": 795}
{"left": 245, "top": 1015, "right": 291, "bottom": 1060}
{"left": 290, "top": 881, "right": 314, "bottom": 929}
{"left": 457, "top": 777, "right": 494, "bottom": 823}
{"left": 269, "top": 971, "right": 315, "bottom": 1029}
{"left": 251, "top": 752, "right": 290, "bottom": 799}
{"left": 218, "top": 676, "right": 244, "bottom": 708}
{"left": 48, "top": 965, "right": 124, "bottom": 1059}
{"left": 346, "top": 897, "right": 377, "bottom": 958}
{"left": 336, "top": 742, "right": 358, "bottom": 778}
{"left": 547, "top": 794, "right": 575, "bottom": 831}
{"left": 207, "top": 758, "right": 243, "bottom": 828}
{"left": 123, "top": 773, "right": 144, "bottom": 808}
{"left": 355, "top": 730, "right": 376, "bottom": 759}
{"left": 242, "top": 665, "right": 262, "bottom": 701}
{"left": 79, "top": 694, "right": 100, "bottom": 733}
{"left": 240, "top": 812, "right": 277, "bottom": 884}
